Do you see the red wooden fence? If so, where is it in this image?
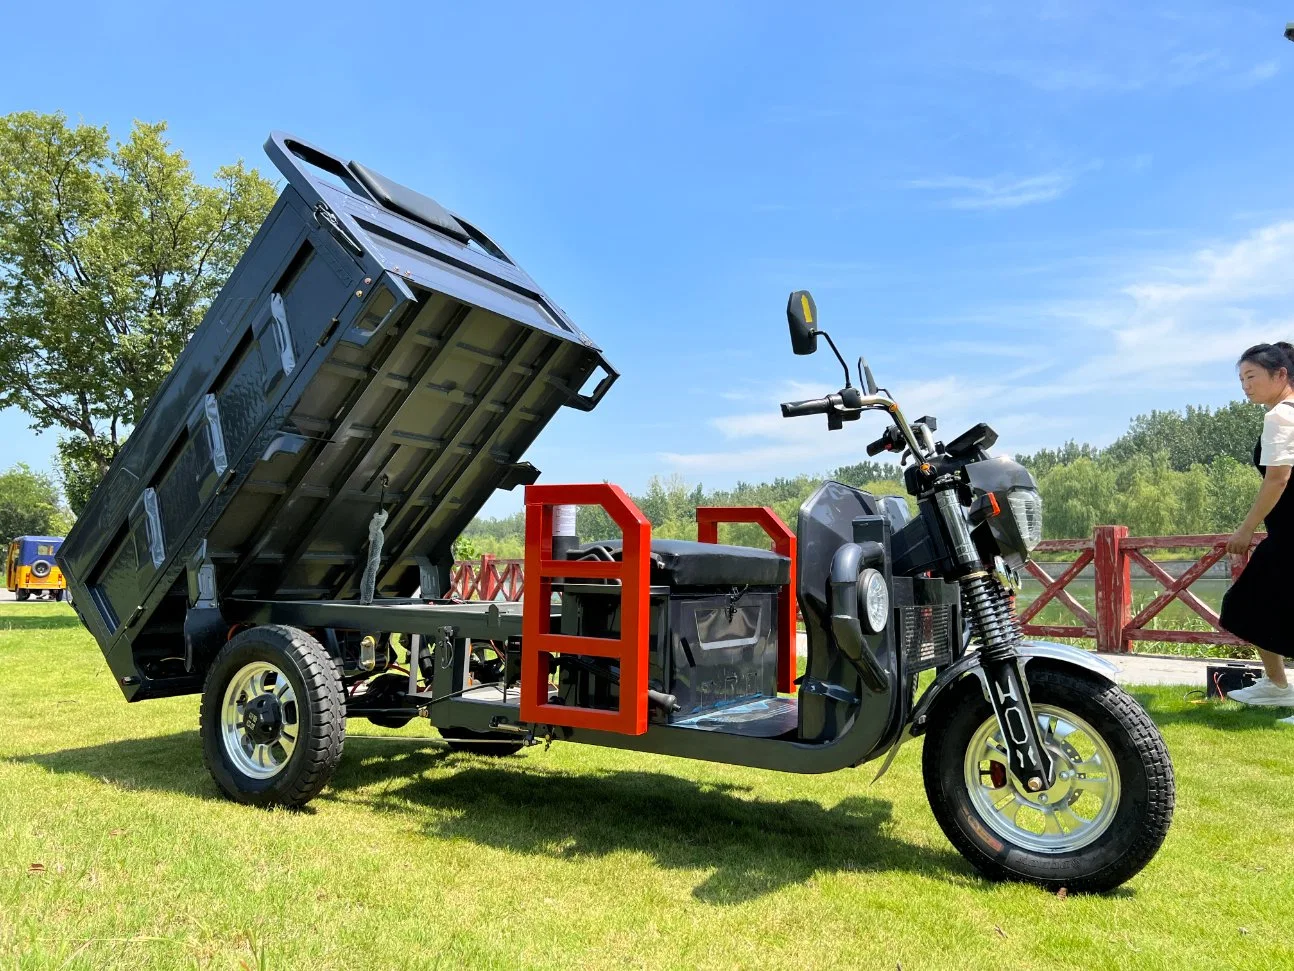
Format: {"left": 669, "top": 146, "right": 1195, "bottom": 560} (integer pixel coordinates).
{"left": 449, "top": 554, "right": 525, "bottom": 603}
{"left": 450, "top": 527, "right": 1262, "bottom": 655}
{"left": 1019, "top": 526, "right": 1259, "bottom": 653}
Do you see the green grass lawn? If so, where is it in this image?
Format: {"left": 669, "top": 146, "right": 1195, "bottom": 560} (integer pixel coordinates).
{"left": 1, "top": 601, "right": 1292, "bottom": 970}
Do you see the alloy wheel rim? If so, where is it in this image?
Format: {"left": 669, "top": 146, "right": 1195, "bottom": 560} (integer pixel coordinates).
{"left": 220, "top": 661, "right": 299, "bottom": 780}
{"left": 963, "top": 703, "right": 1121, "bottom": 854}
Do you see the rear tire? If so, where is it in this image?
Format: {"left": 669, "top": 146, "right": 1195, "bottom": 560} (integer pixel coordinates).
{"left": 922, "top": 666, "right": 1174, "bottom": 892}
{"left": 200, "top": 625, "right": 346, "bottom": 808}
{"left": 15, "top": 590, "right": 29, "bottom": 602}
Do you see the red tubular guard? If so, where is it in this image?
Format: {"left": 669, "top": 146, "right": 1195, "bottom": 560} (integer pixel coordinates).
{"left": 521, "top": 484, "right": 652, "bottom": 735}
{"left": 696, "top": 507, "right": 798, "bottom": 694}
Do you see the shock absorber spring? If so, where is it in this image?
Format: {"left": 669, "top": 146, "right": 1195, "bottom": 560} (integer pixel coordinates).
{"left": 961, "top": 572, "right": 1023, "bottom": 663}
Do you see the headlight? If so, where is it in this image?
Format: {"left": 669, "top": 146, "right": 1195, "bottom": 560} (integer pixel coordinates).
{"left": 859, "top": 568, "right": 889, "bottom": 634}
{"left": 1007, "top": 490, "right": 1043, "bottom": 551}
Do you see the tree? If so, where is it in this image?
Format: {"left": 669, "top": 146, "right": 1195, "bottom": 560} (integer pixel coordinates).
{"left": 1205, "top": 455, "right": 1260, "bottom": 533}
{"left": 0, "top": 111, "right": 278, "bottom": 511}
{"left": 833, "top": 460, "right": 902, "bottom": 487}
{"left": 1035, "top": 457, "right": 1117, "bottom": 539}
{"left": 56, "top": 433, "right": 116, "bottom": 517}
{"left": 0, "top": 463, "right": 72, "bottom": 543}
{"left": 1102, "top": 402, "right": 1263, "bottom": 472}
{"left": 1016, "top": 440, "right": 1102, "bottom": 476}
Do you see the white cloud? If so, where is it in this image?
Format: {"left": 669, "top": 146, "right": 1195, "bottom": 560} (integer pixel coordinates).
{"left": 906, "top": 171, "right": 1075, "bottom": 210}
{"left": 983, "top": 48, "right": 1270, "bottom": 94}
{"left": 659, "top": 218, "right": 1294, "bottom": 480}
{"left": 1001, "top": 220, "right": 1294, "bottom": 387}
{"left": 1239, "top": 60, "right": 1280, "bottom": 86}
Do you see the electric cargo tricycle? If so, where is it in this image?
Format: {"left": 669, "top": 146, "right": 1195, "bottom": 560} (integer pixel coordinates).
{"left": 6, "top": 535, "right": 67, "bottom": 601}
{"left": 58, "top": 132, "right": 1174, "bottom": 893}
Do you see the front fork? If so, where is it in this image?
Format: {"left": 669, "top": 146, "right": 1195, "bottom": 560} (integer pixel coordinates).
{"left": 934, "top": 487, "right": 1055, "bottom": 793}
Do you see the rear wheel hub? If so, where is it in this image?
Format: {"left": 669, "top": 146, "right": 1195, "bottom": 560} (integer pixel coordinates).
{"left": 242, "top": 694, "right": 283, "bottom": 744}
{"left": 221, "top": 661, "right": 300, "bottom": 780}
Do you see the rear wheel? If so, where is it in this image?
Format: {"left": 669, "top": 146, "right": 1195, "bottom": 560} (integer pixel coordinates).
{"left": 200, "top": 625, "right": 345, "bottom": 807}
{"left": 15, "top": 589, "right": 30, "bottom": 602}
{"left": 922, "top": 666, "right": 1174, "bottom": 892}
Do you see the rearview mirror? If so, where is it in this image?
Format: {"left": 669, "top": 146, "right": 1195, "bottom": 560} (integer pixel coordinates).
{"left": 859, "top": 357, "right": 878, "bottom": 395}
{"left": 787, "top": 290, "right": 819, "bottom": 355}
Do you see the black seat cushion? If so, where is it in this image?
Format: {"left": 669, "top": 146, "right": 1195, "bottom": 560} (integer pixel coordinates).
{"left": 566, "top": 538, "right": 789, "bottom": 588}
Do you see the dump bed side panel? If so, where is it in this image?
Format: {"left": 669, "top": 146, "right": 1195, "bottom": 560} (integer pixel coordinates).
{"left": 61, "top": 186, "right": 350, "bottom": 646}
{"left": 58, "top": 133, "right": 615, "bottom": 700}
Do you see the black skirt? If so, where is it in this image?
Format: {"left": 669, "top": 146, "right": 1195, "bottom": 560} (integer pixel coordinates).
{"left": 1219, "top": 533, "right": 1292, "bottom": 659}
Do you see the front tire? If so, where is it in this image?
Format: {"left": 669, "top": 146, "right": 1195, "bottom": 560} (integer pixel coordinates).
{"left": 922, "top": 666, "right": 1174, "bottom": 892}
{"left": 200, "top": 625, "right": 345, "bottom": 808}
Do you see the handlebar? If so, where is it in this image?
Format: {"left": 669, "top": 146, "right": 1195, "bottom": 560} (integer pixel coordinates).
{"left": 782, "top": 386, "right": 929, "bottom": 466}
{"left": 866, "top": 424, "right": 904, "bottom": 457}
{"left": 780, "top": 397, "right": 833, "bottom": 418}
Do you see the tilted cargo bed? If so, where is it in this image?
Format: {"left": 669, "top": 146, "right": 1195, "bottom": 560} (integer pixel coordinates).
{"left": 58, "top": 132, "right": 616, "bottom": 699}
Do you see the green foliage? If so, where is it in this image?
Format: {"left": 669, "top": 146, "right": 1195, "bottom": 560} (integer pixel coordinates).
{"left": 460, "top": 399, "right": 1269, "bottom": 553}
{"left": 1101, "top": 401, "right": 1264, "bottom": 471}
{"left": 0, "top": 463, "right": 71, "bottom": 543}
{"left": 1035, "top": 450, "right": 1257, "bottom": 539}
{"left": 1016, "top": 440, "right": 1101, "bottom": 477}
{"left": 831, "top": 460, "right": 903, "bottom": 487}
{"left": 1203, "top": 455, "right": 1257, "bottom": 533}
{"left": 460, "top": 470, "right": 911, "bottom": 558}
{"left": 55, "top": 433, "right": 117, "bottom": 515}
{"left": 451, "top": 534, "right": 483, "bottom": 562}
{"left": 0, "top": 111, "right": 277, "bottom": 503}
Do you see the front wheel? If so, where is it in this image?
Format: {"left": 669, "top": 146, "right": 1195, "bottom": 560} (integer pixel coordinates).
{"left": 922, "top": 666, "right": 1174, "bottom": 892}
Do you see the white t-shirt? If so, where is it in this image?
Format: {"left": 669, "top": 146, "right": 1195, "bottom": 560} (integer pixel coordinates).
{"left": 1260, "top": 400, "right": 1294, "bottom": 467}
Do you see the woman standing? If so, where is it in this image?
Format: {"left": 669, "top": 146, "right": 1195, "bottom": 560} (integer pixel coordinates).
{"left": 1221, "top": 342, "right": 1294, "bottom": 721}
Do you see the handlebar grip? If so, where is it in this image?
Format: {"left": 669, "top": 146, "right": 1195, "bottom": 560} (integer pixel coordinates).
{"left": 866, "top": 438, "right": 889, "bottom": 457}
{"left": 780, "top": 397, "right": 831, "bottom": 418}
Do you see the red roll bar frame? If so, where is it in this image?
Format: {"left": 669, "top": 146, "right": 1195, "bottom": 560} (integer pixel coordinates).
{"left": 520, "top": 484, "right": 652, "bottom": 735}
{"left": 696, "top": 506, "right": 798, "bottom": 693}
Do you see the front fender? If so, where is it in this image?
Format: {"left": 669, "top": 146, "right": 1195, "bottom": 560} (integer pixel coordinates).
{"left": 908, "top": 640, "right": 1119, "bottom": 737}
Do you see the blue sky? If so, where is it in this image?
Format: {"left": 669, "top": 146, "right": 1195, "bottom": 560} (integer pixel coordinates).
{"left": 2, "top": 1, "right": 1293, "bottom": 518}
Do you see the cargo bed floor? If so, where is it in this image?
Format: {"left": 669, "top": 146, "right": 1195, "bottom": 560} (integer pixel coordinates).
{"left": 670, "top": 697, "right": 798, "bottom": 738}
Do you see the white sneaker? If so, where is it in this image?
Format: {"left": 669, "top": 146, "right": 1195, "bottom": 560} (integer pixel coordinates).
{"left": 1227, "top": 677, "right": 1294, "bottom": 707}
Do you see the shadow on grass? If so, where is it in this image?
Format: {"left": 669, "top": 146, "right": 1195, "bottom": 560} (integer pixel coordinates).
{"left": 330, "top": 747, "right": 974, "bottom": 903}
{"left": 11, "top": 730, "right": 217, "bottom": 798}
{"left": 13, "top": 730, "right": 973, "bottom": 900}
{"left": 14, "top": 730, "right": 239, "bottom": 790}
{"left": 1129, "top": 689, "right": 1294, "bottom": 732}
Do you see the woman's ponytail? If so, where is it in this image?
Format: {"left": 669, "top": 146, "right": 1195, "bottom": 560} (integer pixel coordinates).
{"left": 1276, "top": 342, "right": 1294, "bottom": 380}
